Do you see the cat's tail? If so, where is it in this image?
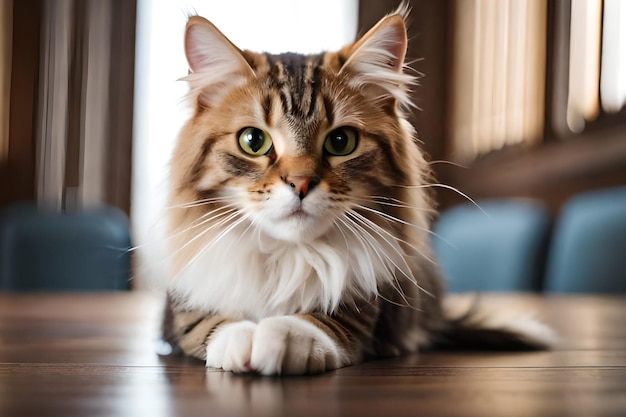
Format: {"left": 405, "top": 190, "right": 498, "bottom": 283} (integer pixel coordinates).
{"left": 431, "top": 297, "right": 558, "bottom": 351}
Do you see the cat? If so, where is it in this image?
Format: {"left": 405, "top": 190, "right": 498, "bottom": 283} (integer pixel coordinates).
{"left": 161, "top": 5, "right": 555, "bottom": 375}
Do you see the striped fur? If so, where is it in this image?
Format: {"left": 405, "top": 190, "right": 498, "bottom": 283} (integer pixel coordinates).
{"left": 162, "top": 7, "right": 554, "bottom": 375}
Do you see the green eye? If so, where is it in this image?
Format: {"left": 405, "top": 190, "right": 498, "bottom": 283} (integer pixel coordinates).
{"left": 324, "top": 127, "right": 358, "bottom": 156}
{"left": 238, "top": 127, "right": 273, "bottom": 156}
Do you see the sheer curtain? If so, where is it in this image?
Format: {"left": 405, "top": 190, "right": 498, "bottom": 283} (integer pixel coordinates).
{"left": 600, "top": 0, "right": 626, "bottom": 114}
{"left": 449, "top": 0, "right": 547, "bottom": 162}
{"left": 567, "top": 0, "right": 602, "bottom": 133}
{"left": 35, "top": 0, "right": 135, "bottom": 211}
{"left": 449, "top": 0, "right": 626, "bottom": 161}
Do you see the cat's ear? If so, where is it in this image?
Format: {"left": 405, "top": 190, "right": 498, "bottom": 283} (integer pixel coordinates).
{"left": 183, "top": 16, "right": 254, "bottom": 88}
{"left": 340, "top": 12, "right": 415, "bottom": 110}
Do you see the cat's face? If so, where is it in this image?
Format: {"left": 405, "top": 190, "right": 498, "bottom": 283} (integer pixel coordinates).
{"left": 170, "top": 13, "right": 426, "bottom": 245}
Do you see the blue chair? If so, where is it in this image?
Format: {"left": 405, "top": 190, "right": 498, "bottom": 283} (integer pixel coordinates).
{"left": 0, "top": 202, "right": 132, "bottom": 291}
{"left": 433, "top": 199, "right": 550, "bottom": 292}
{"left": 545, "top": 187, "right": 626, "bottom": 293}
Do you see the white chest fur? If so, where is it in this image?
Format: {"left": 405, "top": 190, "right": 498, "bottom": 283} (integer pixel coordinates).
{"left": 169, "top": 219, "right": 408, "bottom": 320}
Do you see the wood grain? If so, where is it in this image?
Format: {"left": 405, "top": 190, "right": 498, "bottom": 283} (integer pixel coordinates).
{"left": 0, "top": 292, "right": 624, "bottom": 417}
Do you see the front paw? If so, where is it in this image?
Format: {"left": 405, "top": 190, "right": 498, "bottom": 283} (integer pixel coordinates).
{"left": 205, "top": 320, "right": 256, "bottom": 373}
{"left": 250, "top": 316, "right": 348, "bottom": 375}
{"left": 205, "top": 316, "right": 348, "bottom": 375}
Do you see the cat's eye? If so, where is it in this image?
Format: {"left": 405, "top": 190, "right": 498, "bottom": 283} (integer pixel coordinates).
{"left": 324, "top": 127, "right": 358, "bottom": 156}
{"left": 238, "top": 127, "right": 273, "bottom": 156}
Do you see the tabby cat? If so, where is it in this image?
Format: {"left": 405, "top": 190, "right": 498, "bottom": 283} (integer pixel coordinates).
{"left": 162, "top": 6, "right": 554, "bottom": 375}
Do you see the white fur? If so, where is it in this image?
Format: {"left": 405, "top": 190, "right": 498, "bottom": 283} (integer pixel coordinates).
{"left": 247, "top": 182, "right": 338, "bottom": 243}
{"left": 206, "top": 320, "right": 256, "bottom": 372}
{"left": 169, "top": 182, "right": 412, "bottom": 320}
{"left": 206, "top": 316, "right": 348, "bottom": 375}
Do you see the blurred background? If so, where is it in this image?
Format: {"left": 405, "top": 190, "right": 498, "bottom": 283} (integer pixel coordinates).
{"left": 0, "top": 0, "right": 625, "bottom": 292}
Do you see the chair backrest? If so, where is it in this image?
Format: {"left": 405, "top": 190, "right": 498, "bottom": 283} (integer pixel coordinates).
{"left": 433, "top": 199, "right": 550, "bottom": 292}
{"left": 544, "top": 187, "right": 626, "bottom": 293}
{"left": 0, "top": 202, "right": 132, "bottom": 291}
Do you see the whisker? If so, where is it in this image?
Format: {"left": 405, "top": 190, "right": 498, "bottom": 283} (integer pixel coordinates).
{"left": 332, "top": 218, "right": 351, "bottom": 253}
{"left": 344, "top": 211, "right": 430, "bottom": 302}
{"left": 184, "top": 203, "right": 240, "bottom": 230}
{"left": 164, "top": 209, "right": 241, "bottom": 270}
{"left": 339, "top": 215, "right": 417, "bottom": 308}
{"left": 345, "top": 196, "right": 455, "bottom": 249}
{"left": 128, "top": 216, "right": 228, "bottom": 284}
{"left": 352, "top": 195, "right": 437, "bottom": 213}
{"left": 165, "top": 195, "right": 234, "bottom": 210}
{"left": 347, "top": 209, "right": 435, "bottom": 299}
{"left": 428, "top": 160, "right": 471, "bottom": 169}
{"left": 394, "top": 183, "right": 487, "bottom": 215}
{"left": 349, "top": 208, "right": 440, "bottom": 264}
{"left": 336, "top": 216, "right": 394, "bottom": 279}
{"left": 201, "top": 214, "right": 248, "bottom": 252}
{"left": 182, "top": 210, "right": 240, "bottom": 249}
{"left": 227, "top": 211, "right": 257, "bottom": 249}
{"left": 374, "top": 291, "right": 420, "bottom": 310}
{"left": 128, "top": 205, "right": 239, "bottom": 254}
{"left": 347, "top": 210, "right": 423, "bottom": 274}
{"left": 336, "top": 216, "right": 409, "bottom": 304}
{"left": 132, "top": 197, "right": 239, "bottom": 256}
{"left": 175, "top": 212, "right": 250, "bottom": 279}
{"left": 351, "top": 203, "right": 450, "bottom": 246}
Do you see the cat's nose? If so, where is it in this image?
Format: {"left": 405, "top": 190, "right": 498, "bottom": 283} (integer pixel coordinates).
{"left": 285, "top": 175, "right": 321, "bottom": 200}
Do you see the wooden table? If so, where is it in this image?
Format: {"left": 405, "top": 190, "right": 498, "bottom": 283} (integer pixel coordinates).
{"left": 0, "top": 293, "right": 624, "bottom": 417}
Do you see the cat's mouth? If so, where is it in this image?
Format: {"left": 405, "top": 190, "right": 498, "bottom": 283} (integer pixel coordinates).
{"left": 257, "top": 203, "right": 334, "bottom": 243}
{"left": 282, "top": 202, "right": 322, "bottom": 226}
{"left": 254, "top": 192, "right": 335, "bottom": 242}
{"left": 289, "top": 205, "right": 306, "bottom": 215}
{"left": 287, "top": 206, "right": 310, "bottom": 219}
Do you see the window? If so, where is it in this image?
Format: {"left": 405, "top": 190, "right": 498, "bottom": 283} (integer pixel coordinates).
{"left": 449, "top": 0, "right": 547, "bottom": 162}
{"left": 448, "top": 0, "right": 626, "bottom": 161}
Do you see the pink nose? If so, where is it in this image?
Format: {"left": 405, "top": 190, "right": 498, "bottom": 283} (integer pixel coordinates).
{"left": 285, "top": 176, "right": 320, "bottom": 200}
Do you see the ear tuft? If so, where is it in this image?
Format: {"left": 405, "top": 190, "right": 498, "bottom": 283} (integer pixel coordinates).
{"left": 340, "top": 12, "right": 416, "bottom": 111}
{"left": 182, "top": 16, "right": 254, "bottom": 92}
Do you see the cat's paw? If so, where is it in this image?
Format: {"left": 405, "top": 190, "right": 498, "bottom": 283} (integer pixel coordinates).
{"left": 205, "top": 316, "right": 349, "bottom": 375}
{"left": 205, "top": 320, "right": 256, "bottom": 372}
{"left": 248, "top": 316, "right": 348, "bottom": 375}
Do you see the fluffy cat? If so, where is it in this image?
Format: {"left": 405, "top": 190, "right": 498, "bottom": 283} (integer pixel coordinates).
{"left": 161, "top": 6, "right": 554, "bottom": 375}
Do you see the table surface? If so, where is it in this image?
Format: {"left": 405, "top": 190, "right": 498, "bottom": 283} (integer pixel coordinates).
{"left": 0, "top": 292, "right": 624, "bottom": 417}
